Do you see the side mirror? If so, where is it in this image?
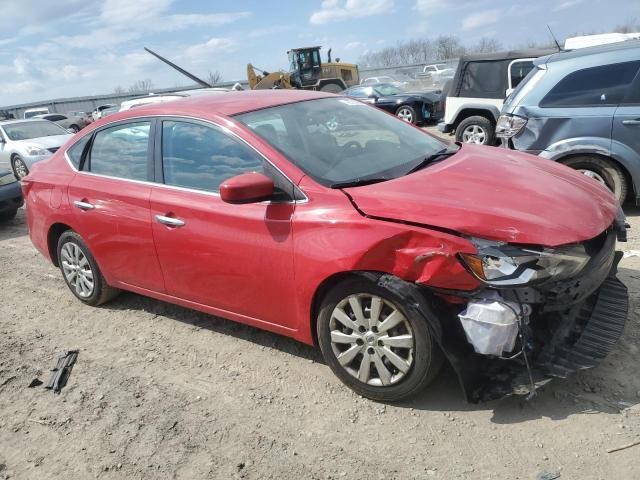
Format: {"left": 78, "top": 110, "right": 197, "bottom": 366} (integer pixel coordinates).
{"left": 220, "top": 172, "right": 274, "bottom": 204}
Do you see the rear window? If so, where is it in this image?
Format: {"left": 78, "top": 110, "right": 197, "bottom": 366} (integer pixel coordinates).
{"left": 540, "top": 61, "right": 640, "bottom": 107}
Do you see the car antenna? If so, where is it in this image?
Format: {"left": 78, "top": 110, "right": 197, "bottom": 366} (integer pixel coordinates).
{"left": 546, "top": 25, "right": 563, "bottom": 51}
{"left": 144, "top": 47, "right": 213, "bottom": 88}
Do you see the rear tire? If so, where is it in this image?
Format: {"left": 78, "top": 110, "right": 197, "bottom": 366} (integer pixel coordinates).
{"left": 0, "top": 209, "right": 17, "bottom": 223}
{"left": 455, "top": 115, "right": 495, "bottom": 145}
{"left": 561, "top": 156, "right": 627, "bottom": 204}
{"left": 57, "top": 230, "right": 120, "bottom": 306}
{"left": 317, "top": 275, "right": 443, "bottom": 402}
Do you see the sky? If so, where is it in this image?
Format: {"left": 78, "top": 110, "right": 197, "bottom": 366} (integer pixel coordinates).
{"left": 1, "top": 0, "right": 639, "bottom": 106}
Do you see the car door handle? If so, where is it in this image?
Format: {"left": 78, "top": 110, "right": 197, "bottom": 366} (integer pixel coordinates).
{"left": 155, "top": 215, "right": 185, "bottom": 228}
{"left": 622, "top": 119, "right": 640, "bottom": 126}
{"left": 73, "top": 200, "right": 95, "bottom": 211}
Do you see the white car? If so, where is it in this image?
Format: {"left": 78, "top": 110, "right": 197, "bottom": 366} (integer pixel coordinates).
{"left": 417, "top": 64, "right": 454, "bottom": 83}
{"left": 0, "top": 120, "right": 73, "bottom": 179}
{"left": 360, "top": 76, "right": 408, "bottom": 88}
{"left": 118, "top": 88, "right": 231, "bottom": 112}
{"left": 23, "top": 107, "right": 50, "bottom": 119}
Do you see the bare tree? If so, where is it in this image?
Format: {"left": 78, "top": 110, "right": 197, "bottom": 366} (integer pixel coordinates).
{"left": 128, "top": 79, "right": 154, "bottom": 94}
{"left": 113, "top": 86, "right": 125, "bottom": 95}
{"left": 434, "top": 35, "right": 466, "bottom": 60}
{"left": 471, "top": 37, "right": 502, "bottom": 54}
{"left": 205, "top": 70, "right": 223, "bottom": 86}
{"left": 613, "top": 17, "right": 639, "bottom": 33}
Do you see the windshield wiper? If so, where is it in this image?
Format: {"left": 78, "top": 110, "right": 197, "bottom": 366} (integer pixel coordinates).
{"left": 405, "top": 145, "right": 459, "bottom": 175}
{"left": 330, "top": 177, "right": 389, "bottom": 189}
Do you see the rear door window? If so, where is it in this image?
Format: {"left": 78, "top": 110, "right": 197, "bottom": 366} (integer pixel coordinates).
{"left": 88, "top": 121, "right": 151, "bottom": 181}
{"left": 541, "top": 61, "right": 640, "bottom": 107}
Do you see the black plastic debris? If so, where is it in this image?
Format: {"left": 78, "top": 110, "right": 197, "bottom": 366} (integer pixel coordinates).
{"left": 45, "top": 350, "right": 79, "bottom": 393}
{"left": 27, "top": 378, "right": 43, "bottom": 388}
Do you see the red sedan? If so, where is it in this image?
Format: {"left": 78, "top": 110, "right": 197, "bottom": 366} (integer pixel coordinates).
{"left": 22, "top": 90, "right": 628, "bottom": 402}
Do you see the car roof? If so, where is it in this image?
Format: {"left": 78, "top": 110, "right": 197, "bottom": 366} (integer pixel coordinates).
{"left": 109, "top": 90, "right": 335, "bottom": 119}
{"left": 537, "top": 38, "right": 640, "bottom": 65}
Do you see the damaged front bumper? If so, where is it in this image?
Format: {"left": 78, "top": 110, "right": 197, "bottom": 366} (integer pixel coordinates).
{"left": 382, "top": 227, "right": 629, "bottom": 403}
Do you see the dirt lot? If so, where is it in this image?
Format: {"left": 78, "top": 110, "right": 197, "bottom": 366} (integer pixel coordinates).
{"left": 1, "top": 188, "right": 640, "bottom": 480}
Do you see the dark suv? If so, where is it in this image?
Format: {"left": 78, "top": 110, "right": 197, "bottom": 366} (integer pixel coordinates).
{"left": 497, "top": 40, "right": 640, "bottom": 204}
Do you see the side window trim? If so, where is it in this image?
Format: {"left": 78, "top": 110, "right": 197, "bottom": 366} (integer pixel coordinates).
{"left": 155, "top": 116, "right": 305, "bottom": 202}
{"left": 86, "top": 118, "right": 155, "bottom": 182}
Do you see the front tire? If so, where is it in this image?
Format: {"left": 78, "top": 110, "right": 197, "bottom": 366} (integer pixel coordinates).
{"left": 455, "top": 116, "right": 495, "bottom": 145}
{"left": 561, "top": 156, "right": 627, "bottom": 204}
{"left": 396, "top": 105, "right": 417, "bottom": 124}
{"left": 11, "top": 155, "right": 29, "bottom": 180}
{"left": 57, "top": 230, "right": 120, "bottom": 306}
{"left": 317, "top": 276, "right": 442, "bottom": 402}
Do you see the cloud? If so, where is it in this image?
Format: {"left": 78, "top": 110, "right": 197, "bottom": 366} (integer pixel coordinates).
{"left": 248, "top": 25, "right": 294, "bottom": 38}
{"left": 553, "top": 0, "right": 583, "bottom": 11}
{"left": 344, "top": 41, "right": 364, "bottom": 50}
{"left": 310, "top": 0, "right": 394, "bottom": 25}
{"left": 461, "top": 9, "right": 501, "bottom": 31}
{"left": 100, "top": 0, "right": 250, "bottom": 32}
{"left": 185, "top": 38, "right": 234, "bottom": 61}
{"left": 414, "top": 0, "right": 449, "bottom": 15}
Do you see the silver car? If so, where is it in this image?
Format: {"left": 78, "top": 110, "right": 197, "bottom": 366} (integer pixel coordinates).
{"left": 0, "top": 120, "right": 73, "bottom": 179}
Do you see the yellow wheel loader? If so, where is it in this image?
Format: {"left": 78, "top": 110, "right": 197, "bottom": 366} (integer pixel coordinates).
{"left": 145, "top": 46, "right": 359, "bottom": 92}
{"left": 248, "top": 46, "right": 359, "bottom": 92}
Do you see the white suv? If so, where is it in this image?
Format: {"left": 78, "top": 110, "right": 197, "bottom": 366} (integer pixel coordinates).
{"left": 439, "top": 49, "right": 554, "bottom": 145}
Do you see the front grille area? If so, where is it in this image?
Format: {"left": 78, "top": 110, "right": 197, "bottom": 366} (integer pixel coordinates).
{"left": 48, "top": 147, "right": 59, "bottom": 154}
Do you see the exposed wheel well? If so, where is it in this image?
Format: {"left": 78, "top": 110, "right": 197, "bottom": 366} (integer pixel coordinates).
{"left": 453, "top": 109, "right": 496, "bottom": 129}
{"left": 557, "top": 153, "right": 634, "bottom": 199}
{"left": 309, "top": 271, "right": 383, "bottom": 346}
{"left": 47, "top": 223, "right": 73, "bottom": 267}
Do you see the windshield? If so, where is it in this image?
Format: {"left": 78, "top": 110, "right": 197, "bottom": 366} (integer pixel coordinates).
{"left": 2, "top": 121, "right": 68, "bottom": 140}
{"left": 235, "top": 97, "right": 445, "bottom": 187}
{"left": 373, "top": 84, "right": 401, "bottom": 96}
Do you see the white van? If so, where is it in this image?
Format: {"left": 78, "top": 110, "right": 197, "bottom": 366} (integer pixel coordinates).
{"left": 23, "top": 107, "right": 50, "bottom": 119}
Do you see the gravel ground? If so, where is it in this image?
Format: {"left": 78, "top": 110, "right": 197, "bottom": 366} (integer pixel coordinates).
{"left": 1, "top": 161, "right": 640, "bottom": 480}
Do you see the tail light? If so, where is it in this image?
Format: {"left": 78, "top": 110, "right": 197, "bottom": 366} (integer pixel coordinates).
{"left": 496, "top": 114, "right": 527, "bottom": 139}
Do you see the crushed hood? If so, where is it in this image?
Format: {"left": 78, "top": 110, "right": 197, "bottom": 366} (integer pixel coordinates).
{"left": 344, "top": 144, "right": 618, "bottom": 247}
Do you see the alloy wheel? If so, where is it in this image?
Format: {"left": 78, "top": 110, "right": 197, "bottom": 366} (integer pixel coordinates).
{"left": 60, "top": 242, "right": 95, "bottom": 298}
{"left": 461, "top": 125, "right": 487, "bottom": 144}
{"left": 396, "top": 107, "right": 414, "bottom": 123}
{"left": 329, "top": 293, "right": 414, "bottom": 387}
{"left": 12, "top": 157, "right": 28, "bottom": 179}
{"left": 578, "top": 169, "right": 608, "bottom": 187}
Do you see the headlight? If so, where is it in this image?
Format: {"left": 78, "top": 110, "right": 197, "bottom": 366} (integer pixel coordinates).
{"left": 25, "top": 146, "right": 49, "bottom": 156}
{"left": 495, "top": 114, "right": 527, "bottom": 139}
{"left": 459, "top": 238, "right": 589, "bottom": 286}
